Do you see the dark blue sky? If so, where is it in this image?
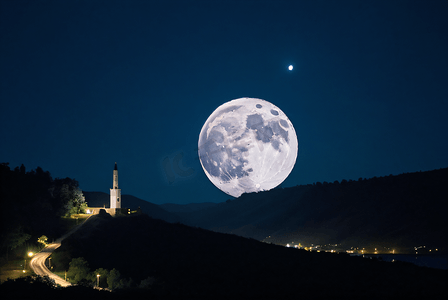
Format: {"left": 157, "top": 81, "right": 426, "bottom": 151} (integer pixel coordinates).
{"left": 1, "top": 0, "right": 447, "bottom": 205}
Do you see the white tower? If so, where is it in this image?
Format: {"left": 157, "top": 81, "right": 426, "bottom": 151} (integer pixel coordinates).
{"left": 110, "top": 162, "right": 121, "bottom": 209}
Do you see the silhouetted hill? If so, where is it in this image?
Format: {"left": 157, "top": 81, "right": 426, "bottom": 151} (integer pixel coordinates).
{"left": 177, "top": 168, "right": 448, "bottom": 251}
{"left": 53, "top": 212, "right": 447, "bottom": 299}
{"left": 83, "top": 191, "right": 180, "bottom": 223}
{"left": 160, "top": 202, "right": 218, "bottom": 213}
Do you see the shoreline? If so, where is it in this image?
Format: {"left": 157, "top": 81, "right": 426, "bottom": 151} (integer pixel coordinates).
{"left": 350, "top": 253, "right": 448, "bottom": 270}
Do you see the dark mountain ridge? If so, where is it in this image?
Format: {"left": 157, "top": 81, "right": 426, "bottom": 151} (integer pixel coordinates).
{"left": 83, "top": 168, "right": 447, "bottom": 252}
{"left": 160, "top": 202, "right": 218, "bottom": 213}
{"left": 177, "top": 168, "right": 448, "bottom": 250}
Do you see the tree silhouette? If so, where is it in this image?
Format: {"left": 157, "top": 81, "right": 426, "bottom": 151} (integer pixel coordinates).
{"left": 68, "top": 257, "right": 90, "bottom": 283}
{"left": 0, "top": 163, "right": 86, "bottom": 258}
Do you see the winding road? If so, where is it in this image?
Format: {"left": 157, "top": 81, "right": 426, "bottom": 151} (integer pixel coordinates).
{"left": 30, "top": 217, "right": 90, "bottom": 287}
{"left": 29, "top": 240, "right": 70, "bottom": 287}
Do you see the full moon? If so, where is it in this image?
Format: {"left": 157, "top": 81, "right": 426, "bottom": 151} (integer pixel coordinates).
{"left": 198, "top": 98, "right": 298, "bottom": 197}
{"left": 288, "top": 65, "right": 293, "bottom": 71}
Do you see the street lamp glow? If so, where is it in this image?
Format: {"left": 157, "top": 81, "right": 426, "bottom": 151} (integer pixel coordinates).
{"left": 97, "top": 274, "right": 101, "bottom": 287}
{"left": 28, "top": 252, "right": 34, "bottom": 257}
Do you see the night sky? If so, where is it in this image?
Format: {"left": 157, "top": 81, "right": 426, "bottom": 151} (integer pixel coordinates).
{"left": 1, "top": 0, "right": 447, "bottom": 205}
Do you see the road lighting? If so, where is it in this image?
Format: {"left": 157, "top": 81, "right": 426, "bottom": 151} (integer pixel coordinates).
{"left": 97, "top": 274, "right": 100, "bottom": 288}
{"left": 24, "top": 252, "right": 33, "bottom": 272}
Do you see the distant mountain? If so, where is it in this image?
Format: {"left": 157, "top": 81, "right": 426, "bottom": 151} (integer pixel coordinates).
{"left": 177, "top": 168, "right": 448, "bottom": 251}
{"left": 53, "top": 212, "right": 447, "bottom": 298}
{"left": 82, "top": 191, "right": 110, "bottom": 208}
{"left": 160, "top": 202, "right": 218, "bottom": 213}
{"left": 83, "top": 191, "right": 180, "bottom": 223}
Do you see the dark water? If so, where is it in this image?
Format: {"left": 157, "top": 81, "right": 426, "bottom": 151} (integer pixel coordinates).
{"left": 353, "top": 254, "right": 448, "bottom": 270}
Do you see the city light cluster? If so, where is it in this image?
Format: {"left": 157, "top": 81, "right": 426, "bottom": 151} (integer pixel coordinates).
{"left": 276, "top": 241, "right": 443, "bottom": 255}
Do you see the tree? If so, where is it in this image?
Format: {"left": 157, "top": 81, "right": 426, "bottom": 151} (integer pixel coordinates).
{"left": 69, "top": 188, "right": 87, "bottom": 215}
{"left": 68, "top": 257, "right": 90, "bottom": 283}
{"left": 7, "top": 226, "right": 31, "bottom": 249}
{"left": 37, "top": 235, "right": 48, "bottom": 248}
{"left": 139, "top": 276, "right": 155, "bottom": 289}
{"left": 1, "top": 225, "right": 31, "bottom": 259}
{"left": 50, "top": 178, "right": 86, "bottom": 217}
{"left": 107, "top": 268, "right": 122, "bottom": 290}
{"left": 19, "top": 164, "right": 26, "bottom": 174}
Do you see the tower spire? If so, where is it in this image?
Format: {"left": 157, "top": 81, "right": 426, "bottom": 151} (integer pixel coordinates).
{"left": 113, "top": 162, "right": 118, "bottom": 189}
{"left": 110, "top": 162, "right": 121, "bottom": 209}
